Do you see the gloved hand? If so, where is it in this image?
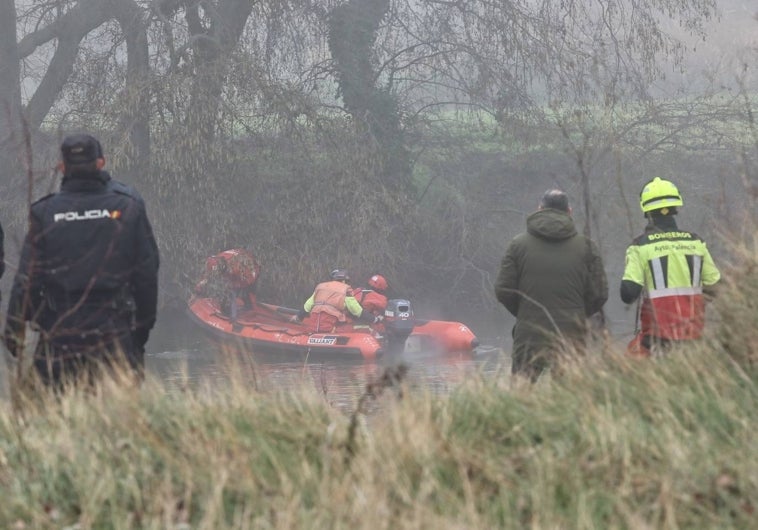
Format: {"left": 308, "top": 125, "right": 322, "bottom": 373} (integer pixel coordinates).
{"left": 289, "top": 314, "right": 301, "bottom": 323}
{"left": 373, "top": 315, "right": 384, "bottom": 324}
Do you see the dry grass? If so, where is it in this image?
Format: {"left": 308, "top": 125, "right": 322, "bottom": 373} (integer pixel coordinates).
{"left": 0, "top": 241, "right": 757, "bottom": 529}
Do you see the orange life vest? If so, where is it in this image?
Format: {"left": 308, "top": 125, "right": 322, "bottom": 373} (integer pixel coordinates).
{"left": 354, "top": 288, "right": 387, "bottom": 316}
{"left": 311, "top": 281, "right": 350, "bottom": 322}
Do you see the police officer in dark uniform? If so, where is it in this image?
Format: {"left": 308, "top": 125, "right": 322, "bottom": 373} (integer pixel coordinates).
{"left": 3, "top": 133, "right": 159, "bottom": 387}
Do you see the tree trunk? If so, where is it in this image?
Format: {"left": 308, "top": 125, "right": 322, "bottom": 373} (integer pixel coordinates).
{"left": 328, "top": 0, "right": 412, "bottom": 190}
{"left": 0, "top": 0, "right": 22, "bottom": 185}
{"left": 112, "top": 0, "right": 151, "bottom": 176}
{"left": 185, "top": 0, "right": 255, "bottom": 150}
{"left": 22, "top": 0, "right": 109, "bottom": 131}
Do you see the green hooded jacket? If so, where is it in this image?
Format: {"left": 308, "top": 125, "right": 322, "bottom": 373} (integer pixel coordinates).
{"left": 494, "top": 209, "right": 608, "bottom": 358}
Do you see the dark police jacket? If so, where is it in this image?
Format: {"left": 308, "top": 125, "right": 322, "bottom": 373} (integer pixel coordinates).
{"left": 4, "top": 170, "right": 159, "bottom": 359}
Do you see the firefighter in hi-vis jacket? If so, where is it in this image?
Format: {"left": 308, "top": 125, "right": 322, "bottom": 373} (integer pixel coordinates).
{"left": 621, "top": 177, "right": 720, "bottom": 356}
{"left": 296, "top": 269, "right": 379, "bottom": 333}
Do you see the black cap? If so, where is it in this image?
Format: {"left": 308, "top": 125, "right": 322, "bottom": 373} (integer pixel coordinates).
{"left": 61, "top": 134, "right": 103, "bottom": 165}
{"left": 539, "top": 189, "right": 570, "bottom": 212}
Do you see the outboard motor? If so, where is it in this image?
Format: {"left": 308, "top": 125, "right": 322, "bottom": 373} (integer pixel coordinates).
{"left": 383, "top": 299, "right": 415, "bottom": 354}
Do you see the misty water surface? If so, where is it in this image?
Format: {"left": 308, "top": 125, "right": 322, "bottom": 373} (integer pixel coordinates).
{"left": 0, "top": 309, "right": 505, "bottom": 410}
{"left": 149, "top": 346, "right": 502, "bottom": 412}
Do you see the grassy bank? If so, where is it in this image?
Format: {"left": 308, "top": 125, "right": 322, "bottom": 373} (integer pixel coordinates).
{"left": 0, "top": 349, "right": 754, "bottom": 529}
{"left": 1, "top": 249, "right": 757, "bottom": 529}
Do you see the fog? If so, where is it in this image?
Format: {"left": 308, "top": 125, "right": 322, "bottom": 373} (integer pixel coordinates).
{"left": 1, "top": 0, "right": 757, "bottom": 350}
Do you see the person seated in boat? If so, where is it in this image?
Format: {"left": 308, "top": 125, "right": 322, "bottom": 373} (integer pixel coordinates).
{"left": 195, "top": 248, "right": 260, "bottom": 320}
{"left": 353, "top": 273, "right": 389, "bottom": 318}
{"left": 294, "top": 268, "right": 380, "bottom": 333}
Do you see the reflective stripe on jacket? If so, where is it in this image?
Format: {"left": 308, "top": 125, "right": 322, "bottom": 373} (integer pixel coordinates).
{"left": 623, "top": 229, "right": 720, "bottom": 340}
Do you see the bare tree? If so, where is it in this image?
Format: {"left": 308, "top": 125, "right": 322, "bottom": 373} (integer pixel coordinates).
{"left": 0, "top": 0, "right": 22, "bottom": 180}
{"left": 328, "top": 0, "right": 411, "bottom": 190}
{"left": 1, "top": 0, "right": 744, "bottom": 324}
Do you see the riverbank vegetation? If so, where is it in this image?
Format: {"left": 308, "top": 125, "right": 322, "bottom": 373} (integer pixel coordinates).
{"left": 1, "top": 4, "right": 757, "bottom": 525}
{"left": 2, "top": 1, "right": 755, "bottom": 336}
{"left": 1, "top": 241, "right": 756, "bottom": 529}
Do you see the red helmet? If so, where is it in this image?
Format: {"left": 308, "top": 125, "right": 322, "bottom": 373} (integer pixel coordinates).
{"left": 368, "top": 274, "right": 388, "bottom": 292}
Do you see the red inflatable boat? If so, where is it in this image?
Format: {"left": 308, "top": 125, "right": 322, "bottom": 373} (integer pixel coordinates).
{"left": 187, "top": 295, "right": 479, "bottom": 360}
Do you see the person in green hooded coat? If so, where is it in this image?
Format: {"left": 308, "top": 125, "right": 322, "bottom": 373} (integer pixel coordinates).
{"left": 494, "top": 190, "right": 608, "bottom": 381}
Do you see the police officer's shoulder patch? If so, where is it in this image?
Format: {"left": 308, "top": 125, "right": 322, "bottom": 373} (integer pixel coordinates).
{"left": 108, "top": 180, "right": 144, "bottom": 202}
{"left": 112, "top": 188, "right": 138, "bottom": 200}
{"left": 31, "top": 192, "right": 56, "bottom": 206}
{"left": 631, "top": 233, "right": 647, "bottom": 246}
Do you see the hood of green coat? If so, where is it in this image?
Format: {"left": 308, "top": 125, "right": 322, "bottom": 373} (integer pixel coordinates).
{"left": 526, "top": 209, "right": 577, "bottom": 241}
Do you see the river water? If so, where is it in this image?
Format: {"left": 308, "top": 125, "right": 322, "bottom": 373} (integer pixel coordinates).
{"left": 144, "top": 308, "right": 506, "bottom": 409}
{"left": 0, "top": 311, "right": 506, "bottom": 410}
{"left": 0, "top": 302, "right": 643, "bottom": 407}
{"left": 147, "top": 345, "right": 504, "bottom": 411}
